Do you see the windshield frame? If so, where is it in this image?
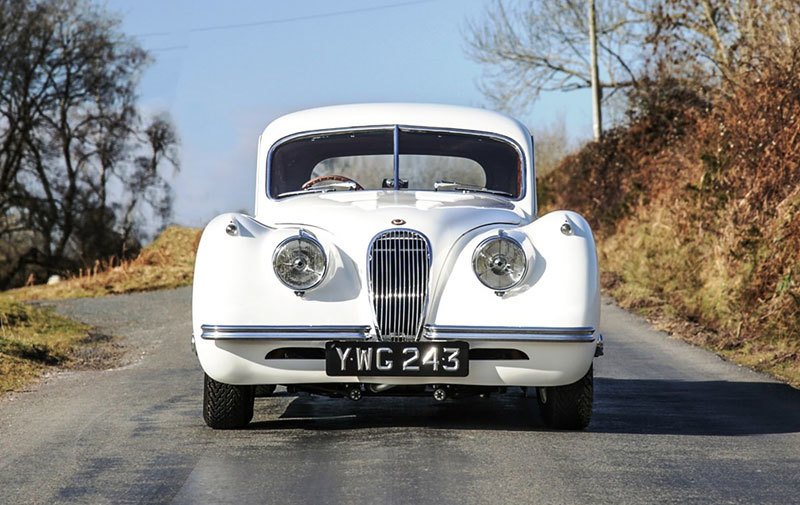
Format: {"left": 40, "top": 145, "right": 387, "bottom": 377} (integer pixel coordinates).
{"left": 266, "top": 125, "right": 527, "bottom": 201}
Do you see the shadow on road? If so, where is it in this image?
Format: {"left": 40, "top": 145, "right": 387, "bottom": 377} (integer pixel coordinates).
{"left": 593, "top": 377, "right": 800, "bottom": 436}
{"left": 249, "top": 389, "right": 540, "bottom": 432}
{"left": 247, "top": 377, "right": 800, "bottom": 436}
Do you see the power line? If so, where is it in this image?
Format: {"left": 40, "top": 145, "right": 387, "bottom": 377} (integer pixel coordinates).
{"left": 139, "top": 0, "right": 436, "bottom": 41}
{"left": 148, "top": 45, "right": 189, "bottom": 52}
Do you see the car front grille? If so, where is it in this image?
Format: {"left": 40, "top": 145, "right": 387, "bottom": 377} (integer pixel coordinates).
{"left": 368, "top": 229, "right": 431, "bottom": 341}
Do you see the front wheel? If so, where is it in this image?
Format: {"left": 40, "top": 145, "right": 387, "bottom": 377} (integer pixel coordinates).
{"left": 203, "top": 373, "right": 255, "bottom": 429}
{"left": 536, "top": 365, "right": 593, "bottom": 430}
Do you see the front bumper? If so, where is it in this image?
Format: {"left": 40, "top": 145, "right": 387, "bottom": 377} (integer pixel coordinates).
{"left": 200, "top": 324, "right": 596, "bottom": 343}
{"left": 200, "top": 324, "right": 371, "bottom": 341}
{"left": 195, "top": 324, "right": 600, "bottom": 387}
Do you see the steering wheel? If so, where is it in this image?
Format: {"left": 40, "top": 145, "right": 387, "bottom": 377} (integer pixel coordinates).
{"left": 301, "top": 174, "right": 363, "bottom": 191}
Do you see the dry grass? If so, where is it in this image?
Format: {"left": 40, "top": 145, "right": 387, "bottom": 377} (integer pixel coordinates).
{"left": 0, "top": 299, "right": 91, "bottom": 392}
{"left": 7, "top": 226, "right": 201, "bottom": 302}
{"left": 540, "top": 74, "right": 800, "bottom": 388}
{"left": 0, "top": 226, "right": 200, "bottom": 393}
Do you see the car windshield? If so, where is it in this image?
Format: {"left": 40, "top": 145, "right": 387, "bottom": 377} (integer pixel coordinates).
{"left": 269, "top": 128, "right": 522, "bottom": 198}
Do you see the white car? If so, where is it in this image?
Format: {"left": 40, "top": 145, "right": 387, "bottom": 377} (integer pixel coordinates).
{"left": 193, "top": 103, "right": 602, "bottom": 430}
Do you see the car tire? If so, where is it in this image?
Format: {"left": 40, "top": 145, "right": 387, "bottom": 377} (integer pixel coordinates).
{"left": 203, "top": 373, "right": 255, "bottom": 429}
{"left": 536, "top": 365, "right": 593, "bottom": 430}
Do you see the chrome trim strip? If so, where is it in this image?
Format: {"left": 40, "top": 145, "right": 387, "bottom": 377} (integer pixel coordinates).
{"left": 393, "top": 124, "right": 400, "bottom": 190}
{"left": 423, "top": 325, "right": 596, "bottom": 342}
{"left": 200, "top": 324, "right": 371, "bottom": 341}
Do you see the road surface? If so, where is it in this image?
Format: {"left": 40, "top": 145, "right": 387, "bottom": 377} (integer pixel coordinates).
{"left": 1, "top": 287, "right": 798, "bottom": 504}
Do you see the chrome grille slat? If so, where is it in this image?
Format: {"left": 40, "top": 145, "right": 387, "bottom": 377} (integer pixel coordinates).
{"left": 368, "top": 230, "right": 430, "bottom": 341}
{"left": 404, "top": 242, "right": 408, "bottom": 335}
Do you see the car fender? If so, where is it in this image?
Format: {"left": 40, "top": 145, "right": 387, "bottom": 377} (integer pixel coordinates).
{"left": 429, "top": 210, "right": 600, "bottom": 330}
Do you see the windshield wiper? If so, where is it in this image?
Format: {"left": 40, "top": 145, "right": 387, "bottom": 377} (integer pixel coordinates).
{"left": 434, "top": 180, "right": 512, "bottom": 197}
{"left": 278, "top": 181, "right": 357, "bottom": 198}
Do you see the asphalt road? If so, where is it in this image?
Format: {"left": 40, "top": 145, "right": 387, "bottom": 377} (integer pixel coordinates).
{"left": 1, "top": 287, "right": 799, "bottom": 505}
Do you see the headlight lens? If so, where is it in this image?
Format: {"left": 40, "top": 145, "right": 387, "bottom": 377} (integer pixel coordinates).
{"left": 273, "top": 235, "right": 327, "bottom": 290}
{"left": 472, "top": 236, "right": 527, "bottom": 290}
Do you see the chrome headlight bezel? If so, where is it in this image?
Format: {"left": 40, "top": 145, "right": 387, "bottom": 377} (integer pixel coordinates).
{"left": 272, "top": 232, "right": 328, "bottom": 291}
{"left": 472, "top": 234, "right": 528, "bottom": 291}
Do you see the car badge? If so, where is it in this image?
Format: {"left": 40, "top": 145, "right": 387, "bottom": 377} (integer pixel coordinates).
{"left": 391, "top": 218, "right": 406, "bottom": 226}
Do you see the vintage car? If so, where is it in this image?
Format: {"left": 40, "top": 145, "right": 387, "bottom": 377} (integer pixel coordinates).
{"left": 192, "top": 103, "right": 602, "bottom": 430}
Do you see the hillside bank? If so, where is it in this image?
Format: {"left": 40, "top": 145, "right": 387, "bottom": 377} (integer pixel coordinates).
{"left": 541, "top": 75, "right": 800, "bottom": 387}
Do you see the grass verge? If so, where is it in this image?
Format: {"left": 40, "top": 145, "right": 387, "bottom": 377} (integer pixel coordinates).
{"left": 0, "top": 298, "right": 124, "bottom": 393}
{"left": 0, "top": 226, "right": 200, "bottom": 393}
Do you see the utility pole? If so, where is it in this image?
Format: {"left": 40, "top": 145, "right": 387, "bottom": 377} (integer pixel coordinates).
{"left": 589, "top": 0, "right": 602, "bottom": 142}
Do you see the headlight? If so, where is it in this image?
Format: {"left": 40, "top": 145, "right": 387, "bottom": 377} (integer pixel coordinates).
{"left": 273, "top": 234, "right": 327, "bottom": 290}
{"left": 472, "top": 235, "right": 527, "bottom": 291}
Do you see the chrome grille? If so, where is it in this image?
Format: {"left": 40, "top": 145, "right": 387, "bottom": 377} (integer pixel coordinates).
{"left": 368, "top": 229, "right": 431, "bottom": 341}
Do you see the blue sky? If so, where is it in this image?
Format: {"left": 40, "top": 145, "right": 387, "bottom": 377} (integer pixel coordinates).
{"left": 106, "top": 0, "right": 593, "bottom": 227}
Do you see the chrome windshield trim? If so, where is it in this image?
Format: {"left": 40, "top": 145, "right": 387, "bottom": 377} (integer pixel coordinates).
{"left": 423, "top": 325, "right": 596, "bottom": 342}
{"left": 200, "top": 324, "right": 371, "bottom": 341}
{"left": 266, "top": 125, "right": 527, "bottom": 202}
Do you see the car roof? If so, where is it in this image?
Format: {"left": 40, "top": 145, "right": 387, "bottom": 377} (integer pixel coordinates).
{"left": 259, "top": 103, "right": 532, "bottom": 151}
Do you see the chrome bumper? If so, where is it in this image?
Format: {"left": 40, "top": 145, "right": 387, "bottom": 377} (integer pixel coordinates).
{"left": 200, "top": 324, "right": 598, "bottom": 344}
{"left": 200, "top": 325, "right": 371, "bottom": 340}
{"left": 422, "top": 325, "right": 596, "bottom": 342}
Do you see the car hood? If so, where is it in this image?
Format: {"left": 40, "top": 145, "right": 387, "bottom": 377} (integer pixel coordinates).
{"left": 263, "top": 191, "right": 526, "bottom": 245}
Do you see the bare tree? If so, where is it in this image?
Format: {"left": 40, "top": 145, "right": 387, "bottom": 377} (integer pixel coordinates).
{"left": 467, "top": 0, "right": 800, "bottom": 130}
{"left": 0, "top": 0, "right": 179, "bottom": 288}
{"left": 649, "top": 0, "right": 800, "bottom": 86}
{"left": 532, "top": 116, "right": 572, "bottom": 177}
{"left": 466, "top": 0, "right": 650, "bottom": 122}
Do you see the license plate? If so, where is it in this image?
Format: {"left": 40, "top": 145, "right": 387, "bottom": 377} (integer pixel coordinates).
{"left": 325, "top": 341, "right": 469, "bottom": 377}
